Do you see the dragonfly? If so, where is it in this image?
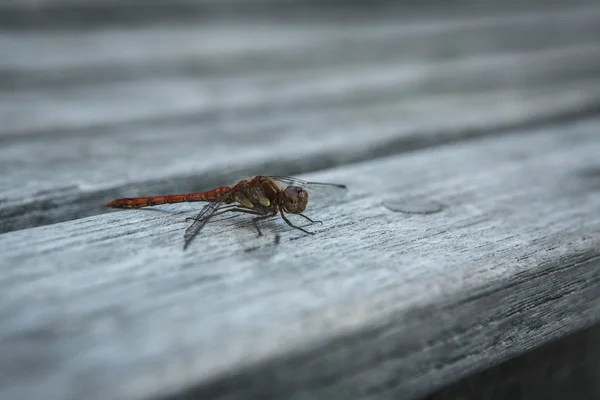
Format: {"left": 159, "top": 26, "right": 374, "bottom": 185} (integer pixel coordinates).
{"left": 105, "top": 175, "right": 347, "bottom": 249}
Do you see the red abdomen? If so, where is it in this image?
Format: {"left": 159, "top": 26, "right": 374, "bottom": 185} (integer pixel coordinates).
{"left": 105, "top": 186, "right": 231, "bottom": 209}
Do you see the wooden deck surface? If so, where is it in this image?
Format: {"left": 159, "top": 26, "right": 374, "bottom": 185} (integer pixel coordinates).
{"left": 1, "top": 1, "right": 600, "bottom": 399}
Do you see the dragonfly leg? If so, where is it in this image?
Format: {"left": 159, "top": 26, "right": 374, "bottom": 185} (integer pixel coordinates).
{"left": 252, "top": 213, "right": 277, "bottom": 237}
{"left": 279, "top": 209, "right": 313, "bottom": 235}
{"left": 298, "top": 213, "right": 323, "bottom": 225}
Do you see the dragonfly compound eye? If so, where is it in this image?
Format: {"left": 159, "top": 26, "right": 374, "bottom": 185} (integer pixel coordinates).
{"left": 297, "top": 190, "right": 308, "bottom": 212}
{"left": 283, "top": 186, "right": 307, "bottom": 213}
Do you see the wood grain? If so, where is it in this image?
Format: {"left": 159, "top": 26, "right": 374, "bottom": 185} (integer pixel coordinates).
{"left": 428, "top": 322, "right": 600, "bottom": 399}
{"left": 1, "top": 118, "right": 599, "bottom": 400}
{"left": 2, "top": 3, "right": 600, "bottom": 234}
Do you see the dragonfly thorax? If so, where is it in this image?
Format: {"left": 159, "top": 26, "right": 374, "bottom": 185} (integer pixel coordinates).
{"left": 281, "top": 186, "right": 308, "bottom": 214}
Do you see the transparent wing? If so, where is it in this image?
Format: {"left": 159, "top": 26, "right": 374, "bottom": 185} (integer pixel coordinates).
{"left": 269, "top": 175, "right": 346, "bottom": 189}
{"left": 183, "top": 190, "right": 233, "bottom": 250}
{"left": 269, "top": 175, "right": 347, "bottom": 204}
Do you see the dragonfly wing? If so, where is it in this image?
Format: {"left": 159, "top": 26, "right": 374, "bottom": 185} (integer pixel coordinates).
{"left": 269, "top": 175, "right": 344, "bottom": 187}
{"left": 183, "top": 191, "right": 233, "bottom": 250}
{"left": 268, "top": 176, "right": 310, "bottom": 188}
{"left": 269, "top": 176, "right": 347, "bottom": 203}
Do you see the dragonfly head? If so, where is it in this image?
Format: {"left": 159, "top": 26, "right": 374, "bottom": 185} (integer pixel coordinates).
{"left": 281, "top": 186, "right": 308, "bottom": 214}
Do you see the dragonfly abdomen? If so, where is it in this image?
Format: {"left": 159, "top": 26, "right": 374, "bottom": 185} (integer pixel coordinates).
{"left": 105, "top": 186, "right": 231, "bottom": 209}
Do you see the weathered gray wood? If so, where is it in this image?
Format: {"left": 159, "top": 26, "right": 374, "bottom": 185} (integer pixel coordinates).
{"left": 2, "top": 3, "right": 600, "bottom": 234}
{"left": 1, "top": 119, "right": 600, "bottom": 400}
{"left": 429, "top": 323, "right": 600, "bottom": 399}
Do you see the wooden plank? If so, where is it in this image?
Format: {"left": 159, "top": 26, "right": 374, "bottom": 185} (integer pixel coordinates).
{"left": 428, "top": 323, "right": 600, "bottom": 399}
{"left": 3, "top": 5, "right": 599, "bottom": 81}
{"left": 2, "top": 4, "right": 600, "bottom": 233}
{"left": 3, "top": 43, "right": 600, "bottom": 134}
{"left": 1, "top": 118, "right": 600, "bottom": 400}
{"left": 3, "top": 7, "right": 600, "bottom": 130}
{"left": 2, "top": 1, "right": 597, "bottom": 30}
